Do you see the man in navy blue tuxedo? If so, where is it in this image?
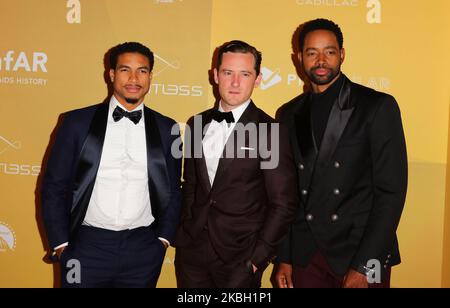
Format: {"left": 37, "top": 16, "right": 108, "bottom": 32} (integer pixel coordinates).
{"left": 41, "top": 42, "right": 182, "bottom": 288}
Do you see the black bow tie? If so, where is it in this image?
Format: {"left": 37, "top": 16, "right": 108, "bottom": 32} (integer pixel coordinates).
{"left": 212, "top": 110, "right": 235, "bottom": 124}
{"left": 112, "top": 106, "right": 142, "bottom": 125}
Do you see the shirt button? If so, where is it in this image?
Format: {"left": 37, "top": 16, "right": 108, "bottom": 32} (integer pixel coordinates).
{"left": 301, "top": 190, "right": 308, "bottom": 196}
{"left": 306, "top": 214, "right": 314, "bottom": 221}
{"left": 299, "top": 163, "right": 305, "bottom": 170}
{"left": 331, "top": 214, "right": 339, "bottom": 222}
{"left": 334, "top": 161, "right": 341, "bottom": 168}
{"left": 333, "top": 189, "right": 340, "bottom": 196}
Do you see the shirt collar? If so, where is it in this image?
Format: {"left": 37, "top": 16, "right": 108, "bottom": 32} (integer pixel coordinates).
{"left": 218, "top": 99, "right": 251, "bottom": 123}
{"left": 109, "top": 95, "right": 145, "bottom": 125}
{"left": 110, "top": 95, "right": 145, "bottom": 112}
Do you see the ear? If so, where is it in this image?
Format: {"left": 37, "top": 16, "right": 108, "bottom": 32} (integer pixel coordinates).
{"left": 297, "top": 52, "right": 303, "bottom": 65}
{"left": 213, "top": 68, "right": 219, "bottom": 85}
{"left": 149, "top": 71, "right": 153, "bottom": 82}
{"left": 254, "top": 72, "right": 263, "bottom": 88}
{"left": 340, "top": 48, "right": 345, "bottom": 64}
{"left": 109, "top": 69, "right": 115, "bottom": 83}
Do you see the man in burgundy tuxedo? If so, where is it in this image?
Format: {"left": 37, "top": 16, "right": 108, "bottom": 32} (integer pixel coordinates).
{"left": 174, "top": 40, "right": 298, "bottom": 288}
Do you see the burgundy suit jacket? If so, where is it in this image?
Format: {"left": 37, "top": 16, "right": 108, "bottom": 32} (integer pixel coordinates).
{"left": 175, "top": 102, "right": 298, "bottom": 270}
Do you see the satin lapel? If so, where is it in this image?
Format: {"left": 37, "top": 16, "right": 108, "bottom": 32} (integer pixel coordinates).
{"left": 144, "top": 107, "right": 170, "bottom": 216}
{"left": 198, "top": 109, "right": 213, "bottom": 192}
{"left": 70, "top": 103, "right": 108, "bottom": 235}
{"left": 310, "top": 76, "right": 354, "bottom": 188}
{"left": 212, "top": 102, "right": 256, "bottom": 190}
{"left": 295, "top": 95, "right": 317, "bottom": 169}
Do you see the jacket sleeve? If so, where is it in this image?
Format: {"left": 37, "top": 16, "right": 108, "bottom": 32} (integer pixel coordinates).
{"left": 155, "top": 121, "right": 183, "bottom": 244}
{"left": 250, "top": 122, "right": 299, "bottom": 270}
{"left": 180, "top": 117, "right": 197, "bottom": 223}
{"left": 41, "top": 113, "right": 75, "bottom": 250}
{"left": 272, "top": 106, "right": 294, "bottom": 265}
{"left": 350, "top": 95, "right": 408, "bottom": 274}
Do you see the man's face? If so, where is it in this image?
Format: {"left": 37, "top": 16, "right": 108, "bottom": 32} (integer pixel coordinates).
{"left": 109, "top": 52, "right": 152, "bottom": 107}
{"left": 214, "top": 52, "right": 262, "bottom": 111}
{"left": 300, "top": 29, "right": 345, "bottom": 90}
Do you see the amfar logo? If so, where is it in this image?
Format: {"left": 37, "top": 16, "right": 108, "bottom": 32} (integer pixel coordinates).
{"left": 0, "top": 135, "right": 21, "bottom": 155}
{"left": 0, "top": 51, "right": 48, "bottom": 73}
{"left": 367, "top": 0, "right": 381, "bottom": 24}
{"left": 66, "top": 0, "right": 81, "bottom": 24}
{"left": 0, "top": 222, "right": 16, "bottom": 252}
{"left": 260, "top": 67, "right": 282, "bottom": 90}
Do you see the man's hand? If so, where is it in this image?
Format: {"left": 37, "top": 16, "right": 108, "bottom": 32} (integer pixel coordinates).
{"left": 275, "top": 263, "right": 293, "bottom": 288}
{"left": 252, "top": 264, "right": 258, "bottom": 273}
{"left": 55, "top": 246, "right": 66, "bottom": 259}
{"left": 342, "top": 269, "right": 369, "bottom": 288}
{"left": 160, "top": 240, "right": 169, "bottom": 249}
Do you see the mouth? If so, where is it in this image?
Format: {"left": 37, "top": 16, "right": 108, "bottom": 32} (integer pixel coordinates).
{"left": 313, "top": 68, "right": 330, "bottom": 76}
{"left": 125, "top": 85, "right": 142, "bottom": 93}
{"left": 228, "top": 91, "right": 241, "bottom": 95}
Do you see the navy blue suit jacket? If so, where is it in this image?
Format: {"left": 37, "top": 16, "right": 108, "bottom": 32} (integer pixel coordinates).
{"left": 41, "top": 102, "right": 182, "bottom": 250}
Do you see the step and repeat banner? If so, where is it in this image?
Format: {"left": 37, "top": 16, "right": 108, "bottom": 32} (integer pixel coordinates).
{"left": 1, "top": 0, "right": 449, "bottom": 287}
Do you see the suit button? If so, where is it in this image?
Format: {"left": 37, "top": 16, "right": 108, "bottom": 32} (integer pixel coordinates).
{"left": 384, "top": 265, "right": 388, "bottom": 269}
{"left": 385, "top": 259, "right": 390, "bottom": 264}
{"left": 333, "top": 189, "right": 340, "bottom": 196}
{"left": 306, "top": 214, "right": 314, "bottom": 221}
{"left": 334, "top": 161, "right": 341, "bottom": 168}
{"left": 301, "top": 190, "right": 308, "bottom": 196}
{"left": 331, "top": 214, "right": 339, "bottom": 222}
{"left": 299, "top": 163, "right": 305, "bottom": 170}
{"left": 387, "top": 254, "right": 391, "bottom": 259}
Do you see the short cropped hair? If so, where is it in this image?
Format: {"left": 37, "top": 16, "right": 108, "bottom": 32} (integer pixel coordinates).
{"left": 216, "top": 40, "right": 262, "bottom": 75}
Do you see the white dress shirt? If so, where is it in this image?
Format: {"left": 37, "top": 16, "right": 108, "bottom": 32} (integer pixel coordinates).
{"left": 83, "top": 96, "right": 154, "bottom": 230}
{"left": 202, "top": 100, "right": 251, "bottom": 185}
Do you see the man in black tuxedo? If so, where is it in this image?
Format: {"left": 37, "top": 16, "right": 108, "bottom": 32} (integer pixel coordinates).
{"left": 274, "top": 19, "right": 408, "bottom": 288}
{"left": 41, "top": 42, "right": 182, "bottom": 288}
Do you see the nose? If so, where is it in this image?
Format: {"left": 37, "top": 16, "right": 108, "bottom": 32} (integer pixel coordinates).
{"left": 129, "top": 70, "right": 138, "bottom": 82}
{"left": 231, "top": 74, "right": 240, "bottom": 87}
{"left": 317, "top": 52, "right": 327, "bottom": 65}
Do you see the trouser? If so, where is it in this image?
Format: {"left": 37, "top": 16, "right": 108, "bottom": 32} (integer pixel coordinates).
{"left": 60, "top": 225, "right": 166, "bottom": 288}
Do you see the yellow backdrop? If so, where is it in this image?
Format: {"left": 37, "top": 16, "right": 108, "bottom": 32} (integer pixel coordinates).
{"left": 1, "top": 0, "right": 449, "bottom": 288}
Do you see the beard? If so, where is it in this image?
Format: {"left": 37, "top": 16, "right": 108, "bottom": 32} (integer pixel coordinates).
{"left": 305, "top": 64, "right": 341, "bottom": 86}
{"left": 125, "top": 98, "right": 139, "bottom": 104}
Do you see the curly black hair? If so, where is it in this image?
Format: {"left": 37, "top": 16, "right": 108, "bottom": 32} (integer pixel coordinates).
{"left": 109, "top": 42, "right": 154, "bottom": 71}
